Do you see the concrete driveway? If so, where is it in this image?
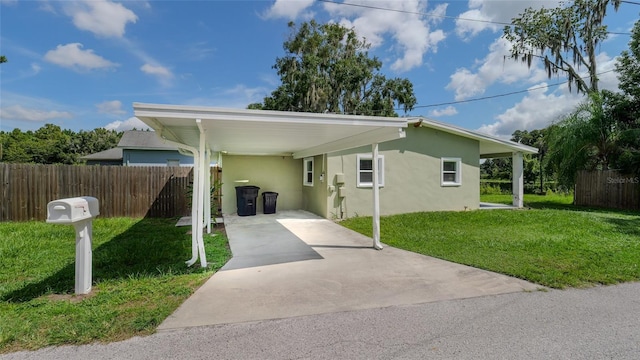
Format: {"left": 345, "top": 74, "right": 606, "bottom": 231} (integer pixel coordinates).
{"left": 158, "top": 210, "right": 539, "bottom": 330}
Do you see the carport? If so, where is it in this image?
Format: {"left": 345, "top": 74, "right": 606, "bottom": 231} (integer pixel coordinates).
{"left": 133, "top": 103, "right": 407, "bottom": 267}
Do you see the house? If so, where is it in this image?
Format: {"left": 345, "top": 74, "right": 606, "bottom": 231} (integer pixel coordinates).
{"left": 82, "top": 147, "right": 123, "bottom": 166}
{"left": 133, "top": 103, "right": 537, "bottom": 266}
{"left": 222, "top": 118, "right": 536, "bottom": 219}
{"left": 82, "top": 130, "right": 200, "bottom": 166}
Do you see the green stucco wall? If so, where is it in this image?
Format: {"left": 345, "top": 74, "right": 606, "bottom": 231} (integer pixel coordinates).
{"left": 301, "top": 155, "right": 328, "bottom": 217}
{"left": 325, "top": 126, "right": 480, "bottom": 218}
{"left": 221, "top": 155, "right": 302, "bottom": 215}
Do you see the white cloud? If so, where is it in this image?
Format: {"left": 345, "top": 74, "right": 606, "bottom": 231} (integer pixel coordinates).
{"left": 477, "top": 84, "right": 583, "bottom": 138}
{"left": 0, "top": 0, "right": 18, "bottom": 6}
{"left": 324, "top": 0, "right": 446, "bottom": 72}
{"left": 446, "top": 37, "right": 547, "bottom": 100}
{"left": 474, "top": 52, "right": 621, "bottom": 138}
{"left": 96, "top": 100, "right": 126, "bottom": 115}
{"left": 104, "top": 117, "right": 150, "bottom": 131}
{"left": 263, "top": 0, "right": 315, "bottom": 20}
{"left": 30, "top": 63, "right": 41, "bottom": 75}
{"left": 141, "top": 63, "right": 171, "bottom": 77}
{"left": 44, "top": 43, "right": 118, "bottom": 71}
{"left": 455, "top": 0, "right": 561, "bottom": 40}
{"left": 184, "top": 84, "right": 270, "bottom": 109}
{"left": 0, "top": 104, "right": 73, "bottom": 122}
{"left": 140, "top": 63, "right": 174, "bottom": 86}
{"left": 428, "top": 106, "right": 458, "bottom": 117}
{"left": 64, "top": 0, "right": 137, "bottom": 38}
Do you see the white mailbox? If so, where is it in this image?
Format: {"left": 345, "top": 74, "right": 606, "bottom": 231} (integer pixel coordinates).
{"left": 46, "top": 196, "right": 99, "bottom": 295}
{"left": 47, "top": 197, "right": 99, "bottom": 224}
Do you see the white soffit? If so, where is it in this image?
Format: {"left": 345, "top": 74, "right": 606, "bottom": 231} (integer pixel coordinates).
{"left": 133, "top": 103, "right": 407, "bottom": 158}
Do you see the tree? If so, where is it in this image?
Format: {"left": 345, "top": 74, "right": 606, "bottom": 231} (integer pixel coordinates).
{"left": 616, "top": 18, "right": 640, "bottom": 100}
{"left": 254, "top": 21, "right": 416, "bottom": 116}
{"left": 0, "top": 56, "right": 7, "bottom": 64}
{"left": 0, "top": 125, "right": 123, "bottom": 164}
{"left": 512, "top": 129, "right": 550, "bottom": 193}
{"left": 608, "top": 18, "right": 640, "bottom": 174}
{"left": 546, "top": 92, "right": 621, "bottom": 186}
{"left": 503, "top": 0, "right": 620, "bottom": 94}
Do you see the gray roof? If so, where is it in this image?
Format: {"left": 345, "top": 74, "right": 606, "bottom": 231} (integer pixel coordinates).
{"left": 80, "top": 147, "right": 123, "bottom": 160}
{"left": 117, "top": 130, "right": 178, "bottom": 150}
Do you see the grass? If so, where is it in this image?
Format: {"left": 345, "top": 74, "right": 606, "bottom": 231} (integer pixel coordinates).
{"left": 341, "top": 193, "right": 640, "bottom": 289}
{"left": 0, "top": 217, "right": 231, "bottom": 354}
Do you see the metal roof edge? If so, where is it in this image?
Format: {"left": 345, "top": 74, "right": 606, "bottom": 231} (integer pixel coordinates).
{"left": 133, "top": 103, "right": 408, "bottom": 127}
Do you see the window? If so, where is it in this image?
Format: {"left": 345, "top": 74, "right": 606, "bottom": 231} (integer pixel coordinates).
{"left": 357, "top": 154, "right": 384, "bottom": 187}
{"left": 167, "top": 159, "right": 180, "bottom": 167}
{"left": 303, "top": 157, "right": 314, "bottom": 186}
{"left": 441, "top": 157, "right": 461, "bottom": 186}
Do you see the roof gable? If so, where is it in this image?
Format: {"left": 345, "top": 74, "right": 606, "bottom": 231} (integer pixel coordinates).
{"left": 409, "top": 117, "right": 538, "bottom": 156}
{"left": 117, "top": 130, "right": 178, "bottom": 150}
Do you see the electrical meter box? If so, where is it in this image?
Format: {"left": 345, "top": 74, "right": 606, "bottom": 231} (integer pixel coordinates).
{"left": 47, "top": 196, "right": 100, "bottom": 224}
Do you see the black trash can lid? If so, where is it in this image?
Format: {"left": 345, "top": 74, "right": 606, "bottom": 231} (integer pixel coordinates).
{"left": 236, "top": 185, "right": 260, "bottom": 189}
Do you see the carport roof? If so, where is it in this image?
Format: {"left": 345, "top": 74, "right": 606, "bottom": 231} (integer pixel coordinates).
{"left": 133, "top": 103, "right": 408, "bottom": 159}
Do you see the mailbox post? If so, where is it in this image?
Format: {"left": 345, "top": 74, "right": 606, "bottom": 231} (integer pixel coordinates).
{"left": 47, "top": 197, "right": 99, "bottom": 295}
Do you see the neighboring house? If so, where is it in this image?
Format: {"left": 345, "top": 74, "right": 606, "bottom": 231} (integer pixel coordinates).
{"left": 82, "top": 131, "right": 198, "bottom": 166}
{"left": 82, "top": 147, "right": 123, "bottom": 166}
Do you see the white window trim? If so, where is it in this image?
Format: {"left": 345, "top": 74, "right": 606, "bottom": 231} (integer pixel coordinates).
{"left": 357, "top": 154, "right": 384, "bottom": 188}
{"left": 303, "top": 157, "right": 314, "bottom": 187}
{"left": 441, "top": 157, "right": 462, "bottom": 186}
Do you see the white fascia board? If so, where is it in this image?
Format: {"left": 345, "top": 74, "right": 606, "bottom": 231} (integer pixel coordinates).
{"left": 133, "top": 103, "right": 407, "bottom": 128}
{"left": 293, "top": 127, "right": 406, "bottom": 159}
{"left": 409, "top": 117, "right": 538, "bottom": 155}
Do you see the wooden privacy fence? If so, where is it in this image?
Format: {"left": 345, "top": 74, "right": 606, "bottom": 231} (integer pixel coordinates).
{"left": 575, "top": 170, "right": 640, "bottom": 210}
{"left": 0, "top": 164, "right": 221, "bottom": 222}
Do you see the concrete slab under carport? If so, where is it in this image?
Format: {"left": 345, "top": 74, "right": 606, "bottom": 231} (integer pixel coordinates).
{"left": 158, "top": 210, "right": 540, "bottom": 331}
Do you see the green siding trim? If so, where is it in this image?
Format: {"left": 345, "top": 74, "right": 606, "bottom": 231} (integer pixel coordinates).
{"left": 326, "top": 126, "right": 480, "bottom": 218}
{"left": 221, "top": 155, "right": 302, "bottom": 215}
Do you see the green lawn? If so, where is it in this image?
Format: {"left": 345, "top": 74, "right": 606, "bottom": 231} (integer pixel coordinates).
{"left": 0, "top": 218, "right": 231, "bottom": 353}
{"left": 342, "top": 193, "right": 640, "bottom": 289}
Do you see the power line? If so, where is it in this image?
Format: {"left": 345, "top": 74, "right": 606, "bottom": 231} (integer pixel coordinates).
{"left": 317, "top": 0, "right": 632, "bottom": 36}
{"left": 317, "top": 0, "right": 511, "bottom": 27}
{"left": 411, "top": 69, "right": 617, "bottom": 110}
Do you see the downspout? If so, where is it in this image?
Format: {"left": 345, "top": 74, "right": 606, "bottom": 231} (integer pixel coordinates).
{"left": 372, "top": 143, "right": 382, "bottom": 250}
{"left": 158, "top": 130, "right": 200, "bottom": 267}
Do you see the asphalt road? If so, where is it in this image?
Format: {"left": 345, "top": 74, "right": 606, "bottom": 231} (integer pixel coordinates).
{"left": 3, "top": 282, "right": 639, "bottom": 360}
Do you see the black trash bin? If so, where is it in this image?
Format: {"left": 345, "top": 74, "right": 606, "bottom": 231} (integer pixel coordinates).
{"left": 262, "top": 192, "right": 279, "bottom": 214}
{"left": 235, "top": 186, "right": 260, "bottom": 216}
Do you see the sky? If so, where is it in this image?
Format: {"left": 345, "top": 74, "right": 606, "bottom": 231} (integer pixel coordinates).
{"left": 0, "top": 0, "right": 638, "bottom": 139}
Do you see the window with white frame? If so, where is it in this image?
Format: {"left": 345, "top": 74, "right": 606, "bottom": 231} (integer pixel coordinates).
{"left": 357, "top": 154, "right": 384, "bottom": 187}
{"left": 441, "top": 157, "right": 461, "bottom": 186}
{"left": 303, "top": 157, "right": 314, "bottom": 186}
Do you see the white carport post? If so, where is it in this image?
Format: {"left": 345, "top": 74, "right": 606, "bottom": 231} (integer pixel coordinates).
{"left": 372, "top": 143, "right": 382, "bottom": 250}
{"left": 204, "top": 148, "right": 212, "bottom": 235}
{"left": 512, "top": 151, "right": 524, "bottom": 208}
{"left": 195, "top": 119, "right": 208, "bottom": 267}
{"left": 186, "top": 148, "right": 200, "bottom": 267}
